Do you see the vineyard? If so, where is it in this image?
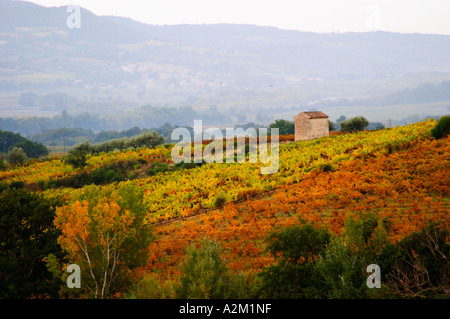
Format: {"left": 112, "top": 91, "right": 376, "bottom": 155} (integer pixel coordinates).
{"left": 1, "top": 119, "right": 449, "bottom": 299}
{"left": 147, "top": 127, "right": 449, "bottom": 281}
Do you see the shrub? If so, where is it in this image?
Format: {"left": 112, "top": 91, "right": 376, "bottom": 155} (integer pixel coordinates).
{"left": 213, "top": 194, "right": 226, "bottom": 207}
{"left": 269, "top": 119, "right": 295, "bottom": 135}
{"left": 0, "top": 189, "right": 62, "bottom": 298}
{"left": 0, "top": 158, "right": 6, "bottom": 171}
{"left": 258, "top": 221, "right": 332, "bottom": 298}
{"left": 380, "top": 223, "right": 450, "bottom": 298}
{"left": 103, "top": 169, "right": 122, "bottom": 183}
{"left": 340, "top": 116, "right": 369, "bottom": 133}
{"left": 125, "top": 274, "right": 177, "bottom": 299}
{"left": 64, "top": 149, "right": 88, "bottom": 169}
{"left": 9, "top": 181, "right": 25, "bottom": 190}
{"left": 317, "top": 240, "right": 368, "bottom": 298}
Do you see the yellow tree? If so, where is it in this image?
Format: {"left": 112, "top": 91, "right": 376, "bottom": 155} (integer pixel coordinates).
{"left": 54, "top": 183, "right": 153, "bottom": 298}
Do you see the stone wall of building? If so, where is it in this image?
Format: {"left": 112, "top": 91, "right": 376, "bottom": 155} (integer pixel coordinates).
{"left": 294, "top": 114, "right": 309, "bottom": 141}
{"left": 294, "top": 112, "right": 329, "bottom": 141}
{"left": 308, "top": 118, "right": 329, "bottom": 140}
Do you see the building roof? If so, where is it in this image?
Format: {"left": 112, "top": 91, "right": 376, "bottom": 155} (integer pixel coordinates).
{"left": 295, "top": 111, "right": 329, "bottom": 119}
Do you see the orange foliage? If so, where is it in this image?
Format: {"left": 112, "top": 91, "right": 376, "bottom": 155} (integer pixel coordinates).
{"left": 144, "top": 135, "right": 450, "bottom": 282}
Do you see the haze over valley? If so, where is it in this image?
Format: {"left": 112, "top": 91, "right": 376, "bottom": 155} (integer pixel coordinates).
{"left": 1, "top": 0, "right": 450, "bottom": 136}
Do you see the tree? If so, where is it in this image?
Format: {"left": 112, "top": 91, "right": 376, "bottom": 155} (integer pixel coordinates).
{"left": 6, "top": 146, "right": 27, "bottom": 165}
{"left": 0, "top": 189, "right": 63, "bottom": 298}
{"left": 258, "top": 222, "right": 331, "bottom": 298}
{"left": 54, "top": 183, "right": 154, "bottom": 298}
{"left": 0, "top": 130, "right": 27, "bottom": 153}
{"left": 175, "top": 238, "right": 255, "bottom": 299}
{"left": 430, "top": 115, "right": 450, "bottom": 139}
{"left": 14, "top": 139, "right": 49, "bottom": 158}
{"left": 340, "top": 116, "right": 369, "bottom": 133}
{"left": 72, "top": 141, "right": 92, "bottom": 153}
{"left": 269, "top": 119, "right": 295, "bottom": 135}
{"left": 0, "top": 156, "right": 6, "bottom": 171}
{"left": 0, "top": 130, "right": 48, "bottom": 159}
{"left": 65, "top": 141, "right": 93, "bottom": 168}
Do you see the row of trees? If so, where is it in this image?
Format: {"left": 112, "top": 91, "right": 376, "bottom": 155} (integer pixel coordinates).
{"left": 66, "top": 131, "right": 165, "bottom": 168}
{"left": 430, "top": 115, "right": 450, "bottom": 139}
{"left": 28, "top": 125, "right": 174, "bottom": 147}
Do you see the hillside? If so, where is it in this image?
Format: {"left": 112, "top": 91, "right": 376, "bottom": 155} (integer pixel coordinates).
{"left": 1, "top": 121, "right": 439, "bottom": 221}
{"left": 1, "top": 120, "right": 449, "bottom": 299}
{"left": 148, "top": 125, "right": 449, "bottom": 282}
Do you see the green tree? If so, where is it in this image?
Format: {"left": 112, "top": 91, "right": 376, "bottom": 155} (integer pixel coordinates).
{"left": 269, "top": 119, "right": 295, "bottom": 135}
{"left": 14, "top": 139, "right": 49, "bottom": 158}
{"left": 6, "top": 146, "right": 28, "bottom": 165}
{"left": 0, "top": 189, "right": 63, "bottom": 298}
{"left": 258, "top": 221, "right": 331, "bottom": 298}
{"left": 140, "top": 131, "right": 165, "bottom": 148}
{"left": 430, "top": 115, "right": 450, "bottom": 139}
{"left": 340, "top": 116, "right": 369, "bottom": 133}
{"left": 176, "top": 238, "right": 231, "bottom": 299}
{"left": 72, "top": 141, "right": 92, "bottom": 153}
{"left": 317, "top": 240, "right": 368, "bottom": 298}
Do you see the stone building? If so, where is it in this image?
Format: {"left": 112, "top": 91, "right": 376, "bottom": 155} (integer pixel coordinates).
{"left": 294, "top": 111, "right": 329, "bottom": 141}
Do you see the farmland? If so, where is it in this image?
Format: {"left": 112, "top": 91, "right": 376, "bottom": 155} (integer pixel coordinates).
{"left": 0, "top": 119, "right": 449, "bottom": 299}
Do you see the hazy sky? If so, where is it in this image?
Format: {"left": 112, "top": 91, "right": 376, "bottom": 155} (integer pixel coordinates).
{"left": 26, "top": 0, "right": 450, "bottom": 35}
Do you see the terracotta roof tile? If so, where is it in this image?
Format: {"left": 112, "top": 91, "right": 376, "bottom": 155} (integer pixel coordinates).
{"left": 296, "top": 111, "right": 329, "bottom": 119}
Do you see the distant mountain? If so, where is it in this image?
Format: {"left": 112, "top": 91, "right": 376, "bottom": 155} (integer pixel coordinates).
{"left": 1, "top": 0, "right": 450, "bottom": 126}
{"left": 2, "top": 0, "right": 450, "bottom": 89}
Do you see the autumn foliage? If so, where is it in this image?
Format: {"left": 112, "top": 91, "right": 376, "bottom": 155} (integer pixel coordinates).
{"left": 1, "top": 119, "right": 448, "bottom": 298}
{"left": 144, "top": 125, "right": 449, "bottom": 285}
{"left": 54, "top": 183, "right": 154, "bottom": 298}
